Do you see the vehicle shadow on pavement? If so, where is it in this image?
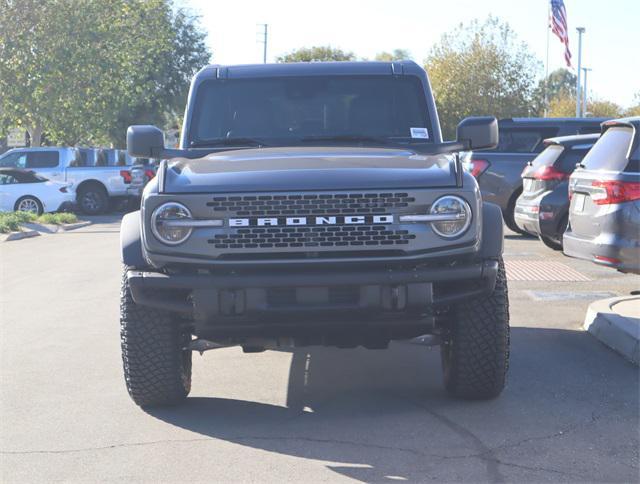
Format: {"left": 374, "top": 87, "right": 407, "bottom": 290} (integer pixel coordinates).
{"left": 147, "top": 327, "right": 639, "bottom": 482}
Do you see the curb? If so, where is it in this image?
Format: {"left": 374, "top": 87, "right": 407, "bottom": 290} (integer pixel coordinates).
{"left": 0, "top": 230, "right": 41, "bottom": 242}
{"left": 21, "top": 221, "right": 91, "bottom": 234}
{"left": 60, "top": 221, "right": 91, "bottom": 231}
{"left": 584, "top": 296, "right": 640, "bottom": 365}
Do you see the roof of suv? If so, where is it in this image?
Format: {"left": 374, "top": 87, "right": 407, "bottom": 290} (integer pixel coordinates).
{"left": 195, "top": 60, "right": 424, "bottom": 80}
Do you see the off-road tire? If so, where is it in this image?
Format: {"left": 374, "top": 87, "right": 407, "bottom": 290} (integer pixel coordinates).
{"left": 441, "top": 258, "right": 510, "bottom": 399}
{"left": 120, "top": 268, "right": 192, "bottom": 407}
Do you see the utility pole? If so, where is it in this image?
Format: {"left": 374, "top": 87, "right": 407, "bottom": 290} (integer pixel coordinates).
{"left": 257, "top": 24, "right": 268, "bottom": 63}
{"left": 575, "top": 27, "right": 585, "bottom": 117}
{"left": 582, "top": 67, "right": 592, "bottom": 117}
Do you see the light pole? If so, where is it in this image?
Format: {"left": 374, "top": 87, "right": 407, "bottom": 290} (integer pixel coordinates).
{"left": 257, "top": 24, "right": 268, "bottom": 63}
{"left": 575, "top": 27, "right": 585, "bottom": 117}
{"left": 582, "top": 67, "right": 592, "bottom": 117}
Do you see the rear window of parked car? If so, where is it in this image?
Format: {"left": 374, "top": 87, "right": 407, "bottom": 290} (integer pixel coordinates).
{"left": 480, "top": 128, "right": 559, "bottom": 153}
{"left": 581, "top": 127, "right": 634, "bottom": 172}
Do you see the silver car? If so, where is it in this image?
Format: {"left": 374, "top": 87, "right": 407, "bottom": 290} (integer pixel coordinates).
{"left": 563, "top": 118, "right": 640, "bottom": 274}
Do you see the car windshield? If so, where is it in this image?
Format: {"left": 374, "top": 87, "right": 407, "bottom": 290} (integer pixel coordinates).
{"left": 189, "top": 76, "right": 432, "bottom": 146}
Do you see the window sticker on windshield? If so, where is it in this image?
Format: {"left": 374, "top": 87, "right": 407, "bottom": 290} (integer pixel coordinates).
{"left": 410, "top": 127, "right": 429, "bottom": 139}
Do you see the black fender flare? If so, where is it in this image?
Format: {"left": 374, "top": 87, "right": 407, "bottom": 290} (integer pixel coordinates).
{"left": 479, "top": 202, "right": 504, "bottom": 259}
{"left": 120, "top": 211, "right": 147, "bottom": 268}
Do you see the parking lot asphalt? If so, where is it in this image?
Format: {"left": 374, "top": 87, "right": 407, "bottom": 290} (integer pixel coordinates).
{"left": 1, "top": 216, "right": 638, "bottom": 483}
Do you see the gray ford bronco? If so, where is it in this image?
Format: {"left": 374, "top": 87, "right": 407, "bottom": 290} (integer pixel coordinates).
{"left": 120, "top": 61, "right": 509, "bottom": 407}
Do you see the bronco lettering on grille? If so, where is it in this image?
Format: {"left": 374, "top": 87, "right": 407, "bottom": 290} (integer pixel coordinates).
{"left": 229, "top": 214, "right": 394, "bottom": 227}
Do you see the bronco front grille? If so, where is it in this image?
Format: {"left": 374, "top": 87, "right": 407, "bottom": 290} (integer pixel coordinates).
{"left": 206, "top": 192, "right": 416, "bottom": 216}
{"left": 208, "top": 225, "right": 416, "bottom": 249}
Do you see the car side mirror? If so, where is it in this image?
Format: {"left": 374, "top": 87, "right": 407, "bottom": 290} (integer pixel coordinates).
{"left": 127, "top": 125, "right": 166, "bottom": 158}
{"left": 456, "top": 116, "right": 498, "bottom": 150}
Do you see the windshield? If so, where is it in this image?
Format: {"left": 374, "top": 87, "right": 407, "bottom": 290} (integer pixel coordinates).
{"left": 189, "top": 76, "right": 431, "bottom": 146}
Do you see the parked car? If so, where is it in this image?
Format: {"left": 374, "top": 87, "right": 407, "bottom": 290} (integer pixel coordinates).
{"left": 514, "top": 134, "right": 598, "bottom": 250}
{"left": 120, "top": 61, "right": 509, "bottom": 407}
{"left": 564, "top": 117, "right": 640, "bottom": 274}
{"left": 0, "top": 168, "right": 75, "bottom": 215}
{"left": 125, "top": 157, "right": 158, "bottom": 200}
{"left": 0, "top": 147, "right": 132, "bottom": 214}
{"left": 462, "top": 117, "right": 608, "bottom": 233}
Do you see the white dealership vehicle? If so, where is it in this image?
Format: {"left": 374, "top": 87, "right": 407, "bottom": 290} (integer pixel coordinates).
{"left": 0, "top": 168, "right": 75, "bottom": 214}
{"left": 0, "top": 147, "right": 132, "bottom": 214}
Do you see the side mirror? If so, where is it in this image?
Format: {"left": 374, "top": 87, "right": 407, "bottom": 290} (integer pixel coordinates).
{"left": 127, "top": 125, "right": 166, "bottom": 158}
{"left": 456, "top": 116, "right": 498, "bottom": 150}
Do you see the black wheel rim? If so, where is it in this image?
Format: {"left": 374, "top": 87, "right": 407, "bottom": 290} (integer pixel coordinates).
{"left": 82, "top": 192, "right": 101, "bottom": 211}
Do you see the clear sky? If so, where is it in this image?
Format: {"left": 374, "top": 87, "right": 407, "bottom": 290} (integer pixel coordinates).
{"left": 179, "top": 0, "right": 639, "bottom": 108}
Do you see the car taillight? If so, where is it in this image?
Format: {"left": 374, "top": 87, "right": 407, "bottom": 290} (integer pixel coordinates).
{"left": 59, "top": 186, "right": 68, "bottom": 193}
{"left": 144, "top": 169, "right": 156, "bottom": 180}
{"left": 591, "top": 180, "right": 640, "bottom": 205}
{"left": 533, "top": 165, "right": 569, "bottom": 181}
{"left": 120, "top": 170, "right": 132, "bottom": 184}
{"left": 464, "top": 159, "right": 490, "bottom": 178}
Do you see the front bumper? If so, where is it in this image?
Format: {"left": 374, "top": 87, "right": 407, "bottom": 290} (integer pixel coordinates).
{"left": 128, "top": 258, "right": 498, "bottom": 337}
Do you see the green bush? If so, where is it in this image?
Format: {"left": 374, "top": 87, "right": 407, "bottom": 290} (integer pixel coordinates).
{"left": 0, "top": 211, "right": 78, "bottom": 233}
{"left": 0, "top": 211, "right": 36, "bottom": 233}
{"left": 37, "top": 212, "right": 78, "bottom": 225}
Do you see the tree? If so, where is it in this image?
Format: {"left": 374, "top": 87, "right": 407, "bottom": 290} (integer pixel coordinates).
{"left": 587, "top": 100, "right": 621, "bottom": 118}
{"left": 547, "top": 95, "right": 576, "bottom": 117}
{"left": 0, "top": 0, "right": 210, "bottom": 147}
{"left": 424, "top": 16, "right": 541, "bottom": 139}
{"left": 534, "top": 68, "right": 577, "bottom": 115}
{"left": 276, "top": 46, "right": 356, "bottom": 63}
{"left": 375, "top": 49, "right": 411, "bottom": 61}
{"left": 625, "top": 92, "right": 640, "bottom": 116}
{"left": 548, "top": 95, "right": 622, "bottom": 118}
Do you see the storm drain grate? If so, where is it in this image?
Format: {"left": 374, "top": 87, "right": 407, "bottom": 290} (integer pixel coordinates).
{"left": 505, "top": 260, "right": 591, "bottom": 282}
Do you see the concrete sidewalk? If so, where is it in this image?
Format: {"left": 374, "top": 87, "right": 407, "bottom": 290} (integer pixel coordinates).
{"left": 584, "top": 295, "right": 640, "bottom": 365}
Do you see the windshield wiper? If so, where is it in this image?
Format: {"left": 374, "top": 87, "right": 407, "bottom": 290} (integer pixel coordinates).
{"left": 190, "top": 137, "right": 269, "bottom": 148}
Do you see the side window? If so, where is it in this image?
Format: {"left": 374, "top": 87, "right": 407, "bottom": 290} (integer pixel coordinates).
{"left": 0, "top": 152, "right": 27, "bottom": 168}
{"left": 0, "top": 174, "right": 18, "bottom": 184}
{"left": 26, "top": 151, "right": 59, "bottom": 168}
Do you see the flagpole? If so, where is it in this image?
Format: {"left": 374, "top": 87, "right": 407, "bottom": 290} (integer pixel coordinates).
{"left": 575, "top": 27, "right": 585, "bottom": 117}
{"left": 544, "top": 2, "right": 551, "bottom": 116}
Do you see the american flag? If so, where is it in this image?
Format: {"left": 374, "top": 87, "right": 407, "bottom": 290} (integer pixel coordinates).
{"left": 550, "top": 0, "right": 572, "bottom": 67}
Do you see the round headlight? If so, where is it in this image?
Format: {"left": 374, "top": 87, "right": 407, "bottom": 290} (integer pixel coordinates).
{"left": 151, "top": 202, "right": 193, "bottom": 245}
{"left": 429, "top": 195, "right": 472, "bottom": 238}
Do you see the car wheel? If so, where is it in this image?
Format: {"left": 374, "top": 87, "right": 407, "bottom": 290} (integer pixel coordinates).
{"left": 503, "top": 190, "right": 528, "bottom": 235}
{"left": 440, "top": 258, "right": 510, "bottom": 399}
{"left": 539, "top": 235, "right": 563, "bottom": 251}
{"left": 14, "top": 196, "right": 43, "bottom": 215}
{"left": 120, "top": 267, "right": 192, "bottom": 407}
{"left": 78, "top": 185, "right": 108, "bottom": 215}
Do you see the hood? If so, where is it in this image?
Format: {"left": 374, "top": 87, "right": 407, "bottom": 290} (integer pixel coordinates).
{"left": 163, "top": 147, "right": 457, "bottom": 193}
